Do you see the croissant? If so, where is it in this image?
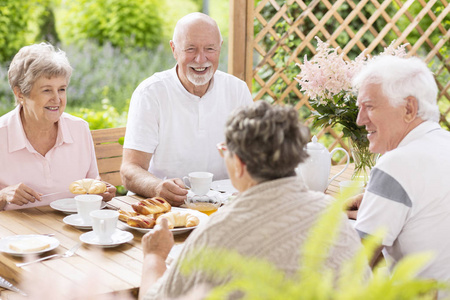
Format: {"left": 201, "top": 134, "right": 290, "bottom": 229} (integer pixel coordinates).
{"left": 127, "top": 215, "right": 156, "bottom": 229}
{"left": 118, "top": 210, "right": 138, "bottom": 222}
{"left": 132, "top": 197, "right": 171, "bottom": 215}
{"left": 156, "top": 211, "right": 199, "bottom": 229}
{"left": 69, "top": 179, "right": 107, "bottom": 194}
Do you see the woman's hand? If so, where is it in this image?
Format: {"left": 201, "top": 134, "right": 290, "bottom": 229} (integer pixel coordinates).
{"left": 100, "top": 181, "right": 116, "bottom": 202}
{"left": 0, "top": 183, "right": 41, "bottom": 208}
{"left": 142, "top": 218, "right": 174, "bottom": 259}
{"left": 139, "top": 218, "right": 174, "bottom": 299}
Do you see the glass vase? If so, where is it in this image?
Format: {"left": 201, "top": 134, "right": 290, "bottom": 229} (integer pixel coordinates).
{"left": 349, "top": 139, "right": 378, "bottom": 185}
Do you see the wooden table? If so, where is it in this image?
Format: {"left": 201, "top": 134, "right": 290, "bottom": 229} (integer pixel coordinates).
{"left": 326, "top": 163, "right": 355, "bottom": 196}
{"left": 0, "top": 164, "right": 355, "bottom": 299}
{"left": 0, "top": 195, "right": 189, "bottom": 299}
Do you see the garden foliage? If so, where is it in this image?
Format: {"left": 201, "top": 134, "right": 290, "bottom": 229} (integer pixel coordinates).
{"left": 57, "top": 0, "right": 165, "bottom": 50}
{"left": 0, "top": 0, "right": 31, "bottom": 62}
{"left": 0, "top": 41, "right": 176, "bottom": 128}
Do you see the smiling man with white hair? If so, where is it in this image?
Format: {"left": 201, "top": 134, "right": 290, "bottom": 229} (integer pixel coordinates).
{"left": 121, "top": 13, "right": 253, "bottom": 206}
{"left": 350, "top": 55, "right": 450, "bottom": 285}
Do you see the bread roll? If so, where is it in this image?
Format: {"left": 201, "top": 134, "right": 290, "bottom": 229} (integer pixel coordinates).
{"left": 9, "top": 238, "right": 50, "bottom": 253}
{"left": 69, "top": 179, "right": 107, "bottom": 194}
{"left": 156, "top": 211, "right": 199, "bottom": 229}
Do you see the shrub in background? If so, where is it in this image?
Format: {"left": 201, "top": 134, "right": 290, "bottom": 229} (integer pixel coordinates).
{"left": 0, "top": 0, "right": 32, "bottom": 62}
{"left": 69, "top": 98, "right": 128, "bottom": 130}
{"left": 0, "top": 0, "right": 59, "bottom": 62}
{"left": 56, "top": 0, "right": 166, "bottom": 50}
{"left": 63, "top": 41, "right": 175, "bottom": 111}
{"left": 0, "top": 41, "right": 176, "bottom": 117}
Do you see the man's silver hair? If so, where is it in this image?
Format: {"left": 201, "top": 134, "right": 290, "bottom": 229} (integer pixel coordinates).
{"left": 171, "top": 12, "right": 223, "bottom": 47}
{"left": 352, "top": 55, "right": 439, "bottom": 122}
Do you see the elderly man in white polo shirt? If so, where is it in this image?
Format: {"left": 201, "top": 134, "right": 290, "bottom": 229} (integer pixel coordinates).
{"left": 350, "top": 55, "right": 450, "bottom": 285}
{"left": 121, "top": 13, "right": 253, "bottom": 206}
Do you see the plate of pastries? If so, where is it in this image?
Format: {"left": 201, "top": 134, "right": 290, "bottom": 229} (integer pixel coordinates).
{"left": 118, "top": 197, "right": 209, "bottom": 234}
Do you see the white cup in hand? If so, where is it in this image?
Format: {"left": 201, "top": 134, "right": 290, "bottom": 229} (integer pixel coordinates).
{"left": 90, "top": 210, "right": 119, "bottom": 244}
{"left": 183, "top": 172, "right": 214, "bottom": 196}
{"left": 75, "top": 195, "right": 103, "bottom": 224}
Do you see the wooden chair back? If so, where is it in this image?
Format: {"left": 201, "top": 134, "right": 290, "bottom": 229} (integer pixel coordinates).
{"left": 91, "top": 127, "right": 126, "bottom": 187}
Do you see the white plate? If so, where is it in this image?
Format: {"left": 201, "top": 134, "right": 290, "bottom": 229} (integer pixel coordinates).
{"left": 80, "top": 229, "right": 133, "bottom": 248}
{"left": 0, "top": 234, "right": 60, "bottom": 256}
{"left": 50, "top": 198, "right": 107, "bottom": 214}
{"left": 210, "top": 179, "right": 238, "bottom": 194}
{"left": 119, "top": 207, "right": 208, "bottom": 235}
{"left": 63, "top": 214, "right": 92, "bottom": 229}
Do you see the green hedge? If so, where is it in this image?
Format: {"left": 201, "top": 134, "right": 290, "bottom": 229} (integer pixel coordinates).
{"left": 57, "top": 0, "right": 166, "bottom": 50}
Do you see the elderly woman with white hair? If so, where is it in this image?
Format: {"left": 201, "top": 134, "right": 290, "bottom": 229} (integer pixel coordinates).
{"left": 139, "top": 100, "right": 365, "bottom": 300}
{"left": 349, "top": 55, "right": 450, "bottom": 285}
{"left": 0, "top": 43, "right": 116, "bottom": 210}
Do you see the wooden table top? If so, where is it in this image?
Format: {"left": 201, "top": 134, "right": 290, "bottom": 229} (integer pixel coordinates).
{"left": 0, "top": 195, "right": 190, "bottom": 299}
{"left": 0, "top": 164, "right": 355, "bottom": 299}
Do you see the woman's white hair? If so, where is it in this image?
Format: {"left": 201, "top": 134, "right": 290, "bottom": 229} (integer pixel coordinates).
{"left": 8, "top": 42, "right": 72, "bottom": 105}
{"left": 352, "top": 55, "right": 439, "bottom": 122}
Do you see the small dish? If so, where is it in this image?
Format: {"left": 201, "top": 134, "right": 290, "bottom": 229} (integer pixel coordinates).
{"left": 185, "top": 193, "right": 221, "bottom": 216}
{"left": 119, "top": 207, "right": 208, "bottom": 235}
{"left": 51, "top": 198, "right": 107, "bottom": 214}
{"left": 79, "top": 229, "right": 133, "bottom": 247}
{"left": 0, "top": 234, "right": 59, "bottom": 257}
{"left": 63, "top": 214, "right": 93, "bottom": 229}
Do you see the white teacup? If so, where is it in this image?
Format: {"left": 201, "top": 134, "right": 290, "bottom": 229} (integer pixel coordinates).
{"left": 75, "top": 194, "right": 103, "bottom": 224}
{"left": 339, "top": 180, "right": 364, "bottom": 197}
{"left": 183, "top": 172, "right": 214, "bottom": 196}
{"left": 90, "top": 210, "right": 119, "bottom": 244}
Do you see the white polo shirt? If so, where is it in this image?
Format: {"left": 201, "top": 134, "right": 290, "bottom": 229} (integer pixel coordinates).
{"left": 124, "top": 66, "right": 253, "bottom": 180}
{"left": 355, "top": 121, "right": 450, "bottom": 281}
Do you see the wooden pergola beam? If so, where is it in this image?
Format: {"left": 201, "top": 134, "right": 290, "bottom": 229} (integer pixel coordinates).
{"left": 228, "top": 0, "right": 254, "bottom": 91}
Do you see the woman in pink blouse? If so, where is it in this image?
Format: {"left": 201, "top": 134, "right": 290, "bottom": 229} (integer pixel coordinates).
{"left": 0, "top": 43, "right": 116, "bottom": 210}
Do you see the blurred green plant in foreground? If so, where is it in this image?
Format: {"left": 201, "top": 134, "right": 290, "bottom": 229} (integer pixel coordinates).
{"left": 180, "top": 187, "right": 448, "bottom": 299}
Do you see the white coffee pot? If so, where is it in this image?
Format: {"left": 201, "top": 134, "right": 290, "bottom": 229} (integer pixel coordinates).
{"left": 296, "top": 135, "right": 349, "bottom": 192}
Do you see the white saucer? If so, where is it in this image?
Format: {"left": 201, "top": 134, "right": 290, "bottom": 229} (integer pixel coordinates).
{"left": 63, "top": 214, "right": 93, "bottom": 229}
{"left": 79, "top": 229, "right": 133, "bottom": 247}
{"left": 51, "top": 198, "right": 107, "bottom": 214}
{"left": 0, "top": 234, "right": 60, "bottom": 257}
{"left": 210, "top": 179, "right": 238, "bottom": 194}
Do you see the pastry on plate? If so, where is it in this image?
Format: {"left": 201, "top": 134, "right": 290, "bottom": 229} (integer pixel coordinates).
{"left": 69, "top": 178, "right": 107, "bottom": 194}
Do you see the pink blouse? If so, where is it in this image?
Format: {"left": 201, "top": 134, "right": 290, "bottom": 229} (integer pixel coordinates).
{"left": 0, "top": 105, "right": 99, "bottom": 210}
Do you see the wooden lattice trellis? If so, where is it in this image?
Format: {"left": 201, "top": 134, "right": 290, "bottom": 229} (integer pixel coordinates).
{"left": 229, "top": 0, "right": 450, "bottom": 163}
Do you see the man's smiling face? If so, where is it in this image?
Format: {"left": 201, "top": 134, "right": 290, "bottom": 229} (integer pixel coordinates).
{"left": 171, "top": 19, "right": 222, "bottom": 93}
{"left": 356, "top": 83, "right": 411, "bottom": 155}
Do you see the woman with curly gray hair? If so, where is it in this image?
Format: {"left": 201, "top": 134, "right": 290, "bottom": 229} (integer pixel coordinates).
{"left": 0, "top": 43, "right": 115, "bottom": 210}
{"left": 221, "top": 100, "right": 309, "bottom": 184}
{"left": 139, "top": 100, "right": 365, "bottom": 300}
